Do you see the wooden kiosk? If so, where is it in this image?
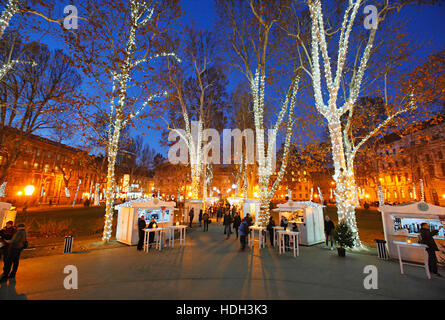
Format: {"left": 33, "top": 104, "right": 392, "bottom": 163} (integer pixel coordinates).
{"left": 116, "top": 198, "right": 176, "bottom": 245}
{"left": 272, "top": 200, "right": 325, "bottom": 245}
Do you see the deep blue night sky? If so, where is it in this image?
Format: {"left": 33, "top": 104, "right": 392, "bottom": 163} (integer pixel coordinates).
{"left": 8, "top": 0, "right": 445, "bottom": 156}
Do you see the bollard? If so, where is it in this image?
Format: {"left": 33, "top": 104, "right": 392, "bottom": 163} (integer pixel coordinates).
{"left": 64, "top": 235, "right": 74, "bottom": 254}
{"left": 374, "top": 239, "right": 389, "bottom": 260}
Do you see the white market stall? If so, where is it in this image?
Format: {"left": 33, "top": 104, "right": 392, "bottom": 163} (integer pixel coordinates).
{"left": 272, "top": 200, "right": 325, "bottom": 246}
{"left": 380, "top": 201, "right": 445, "bottom": 265}
{"left": 242, "top": 199, "right": 260, "bottom": 221}
{"left": 227, "top": 197, "right": 260, "bottom": 221}
{"left": 0, "top": 202, "right": 16, "bottom": 228}
{"left": 116, "top": 198, "right": 176, "bottom": 245}
{"left": 183, "top": 199, "right": 204, "bottom": 224}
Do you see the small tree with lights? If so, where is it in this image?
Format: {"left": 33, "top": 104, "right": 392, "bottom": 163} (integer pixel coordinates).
{"left": 333, "top": 221, "right": 355, "bottom": 257}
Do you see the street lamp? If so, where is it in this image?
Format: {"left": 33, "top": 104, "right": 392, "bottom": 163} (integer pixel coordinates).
{"left": 24, "top": 185, "right": 35, "bottom": 196}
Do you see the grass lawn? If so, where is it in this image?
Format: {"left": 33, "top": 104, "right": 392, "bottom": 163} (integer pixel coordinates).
{"left": 15, "top": 206, "right": 113, "bottom": 239}
{"left": 324, "top": 206, "right": 384, "bottom": 246}
{"left": 13, "top": 204, "right": 385, "bottom": 259}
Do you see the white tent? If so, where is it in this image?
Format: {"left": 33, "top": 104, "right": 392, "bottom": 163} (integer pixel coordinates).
{"left": 379, "top": 201, "right": 445, "bottom": 264}
{"left": 183, "top": 199, "right": 204, "bottom": 224}
{"left": 116, "top": 198, "right": 176, "bottom": 245}
{"left": 0, "top": 202, "right": 16, "bottom": 229}
{"left": 273, "top": 201, "right": 325, "bottom": 245}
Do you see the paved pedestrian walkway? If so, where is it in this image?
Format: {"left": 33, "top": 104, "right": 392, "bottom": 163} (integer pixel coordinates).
{"left": 1, "top": 224, "right": 444, "bottom": 300}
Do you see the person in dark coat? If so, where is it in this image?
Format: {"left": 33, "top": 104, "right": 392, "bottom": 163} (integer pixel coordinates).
{"left": 0, "top": 221, "right": 17, "bottom": 263}
{"left": 203, "top": 211, "right": 210, "bottom": 232}
{"left": 217, "top": 207, "right": 222, "bottom": 223}
{"left": 137, "top": 215, "right": 147, "bottom": 251}
{"left": 0, "top": 223, "right": 27, "bottom": 281}
{"left": 266, "top": 217, "right": 276, "bottom": 246}
{"left": 324, "top": 216, "right": 335, "bottom": 250}
{"left": 239, "top": 219, "right": 249, "bottom": 251}
{"left": 280, "top": 216, "right": 289, "bottom": 250}
{"left": 198, "top": 209, "right": 203, "bottom": 227}
{"left": 223, "top": 212, "right": 233, "bottom": 239}
{"left": 233, "top": 213, "right": 241, "bottom": 239}
{"left": 147, "top": 218, "right": 157, "bottom": 249}
{"left": 245, "top": 213, "right": 253, "bottom": 227}
{"left": 419, "top": 222, "right": 443, "bottom": 277}
{"left": 188, "top": 208, "right": 194, "bottom": 228}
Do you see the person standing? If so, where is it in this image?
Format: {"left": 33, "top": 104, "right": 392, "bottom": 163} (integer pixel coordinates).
{"left": 0, "top": 221, "right": 17, "bottom": 264}
{"left": 280, "top": 216, "right": 289, "bottom": 250}
{"left": 233, "top": 213, "right": 241, "bottom": 239}
{"left": 203, "top": 211, "right": 210, "bottom": 232}
{"left": 239, "top": 218, "right": 249, "bottom": 251}
{"left": 0, "top": 223, "right": 27, "bottom": 281}
{"left": 419, "top": 223, "right": 443, "bottom": 277}
{"left": 146, "top": 218, "right": 158, "bottom": 249}
{"left": 217, "top": 206, "right": 222, "bottom": 223}
{"left": 267, "top": 217, "right": 276, "bottom": 246}
{"left": 245, "top": 213, "right": 253, "bottom": 227}
{"left": 188, "top": 208, "right": 194, "bottom": 228}
{"left": 137, "top": 215, "right": 146, "bottom": 251}
{"left": 223, "top": 212, "right": 233, "bottom": 239}
{"left": 324, "top": 216, "right": 335, "bottom": 250}
{"left": 198, "top": 209, "right": 203, "bottom": 227}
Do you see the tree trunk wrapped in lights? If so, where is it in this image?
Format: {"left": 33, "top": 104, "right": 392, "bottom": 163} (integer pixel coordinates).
{"left": 164, "top": 28, "right": 228, "bottom": 206}
{"left": 304, "top": 0, "right": 416, "bottom": 248}
{"left": 63, "top": 0, "right": 180, "bottom": 242}
{"left": 217, "top": 1, "right": 302, "bottom": 227}
{"left": 0, "top": 0, "right": 20, "bottom": 39}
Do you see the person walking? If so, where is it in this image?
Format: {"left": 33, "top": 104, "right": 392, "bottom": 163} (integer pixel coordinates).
{"left": 217, "top": 206, "right": 222, "bottom": 223}
{"left": 239, "top": 218, "right": 249, "bottom": 251}
{"left": 223, "top": 212, "right": 233, "bottom": 239}
{"left": 0, "top": 223, "right": 27, "bottom": 281}
{"left": 203, "top": 211, "right": 209, "bottom": 232}
{"left": 324, "top": 215, "right": 335, "bottom": 250}
{"left": 419, "top": 222, "right": 443, "bottom": 277}
{"left": 198, "top": 209, "right": 203, "bottom": 227}
{"left": 137, "top": 215, "right": 146, "bottom": 251}
{"left": 188, "top": 208, "right": 194, "bottom": 228}
{"left": 233, "top": 213, "right": 241, "bottom": 239}
{"left": 266, "top": 217, "right": 276, "bottom": 246}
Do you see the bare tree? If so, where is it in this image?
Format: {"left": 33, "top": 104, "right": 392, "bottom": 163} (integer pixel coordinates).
{"left": 0, "top": 36, "right": 80, "bottom": 197}
{"left": 216, "top": 0, "right": 301, "bottom": 226}
{"left": 162, "top": 26, "right": 228, "bottom": 204}
{"left": 65, "top": 0, "right": 180, "bottom": 242}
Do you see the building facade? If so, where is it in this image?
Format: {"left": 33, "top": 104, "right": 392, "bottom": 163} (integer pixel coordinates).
{"left": 0, "top": 132, "right": 154, "bottom": 206}
{"left": 355, "top": 117, "right": 445, "bottom": 206}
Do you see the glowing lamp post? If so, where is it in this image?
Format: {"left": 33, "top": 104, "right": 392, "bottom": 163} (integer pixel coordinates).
{"left": 24, "top": 185, "right": 35, "bottom": 196}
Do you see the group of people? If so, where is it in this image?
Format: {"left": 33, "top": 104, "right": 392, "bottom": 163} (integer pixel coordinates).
{"left": 0, "top": 221, "right": 28, "bottom": 282}
{"left": 188, "top": 203, "right": 241, "bottom": 229}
